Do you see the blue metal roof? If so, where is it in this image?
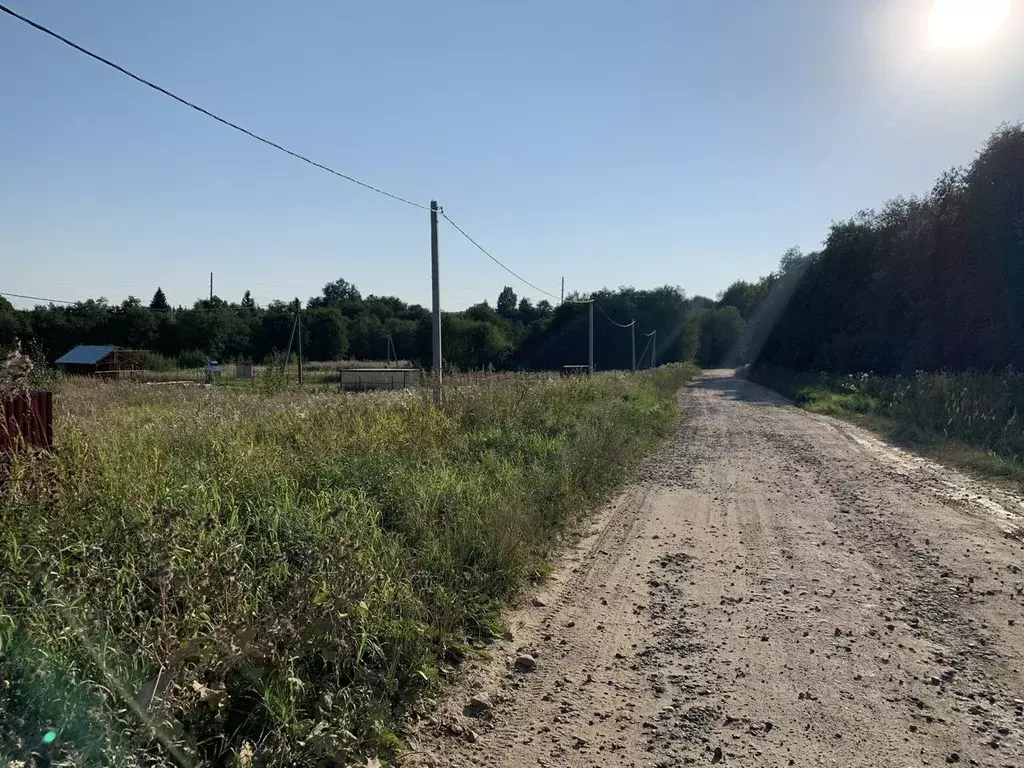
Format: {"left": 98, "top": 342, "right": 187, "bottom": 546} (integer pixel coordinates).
{"left": 55, "top": 345, "right": 116, "bottom": 365}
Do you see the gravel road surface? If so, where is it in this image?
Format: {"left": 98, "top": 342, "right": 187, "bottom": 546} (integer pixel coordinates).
{"left": 407, "top": 371, "right": 1024, "bottom": 768}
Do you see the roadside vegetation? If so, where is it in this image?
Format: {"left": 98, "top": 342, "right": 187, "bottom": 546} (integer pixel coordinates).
{"left": 716, "top": 124, "right": 1024, "bottom": 484}
{"left": 720, "top": 124, "right": 1024, "bottom": 375}
{"left": 747, "top": 364, "right": 1024, "bottom": 484}
{"left": 0, "top": 364, "right": 697, "bottom": 767}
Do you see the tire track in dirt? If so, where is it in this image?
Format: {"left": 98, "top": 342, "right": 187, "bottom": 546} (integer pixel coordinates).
{"left": 405, "top": 371, "right": 1024, "bottom": 768}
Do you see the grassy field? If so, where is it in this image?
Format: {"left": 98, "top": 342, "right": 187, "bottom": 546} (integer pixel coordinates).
{"left": 0, "top": 364, "right": 698, "bottom": 767}
{"left": 746, "top": 364, "right": 1024, "bottom": 485}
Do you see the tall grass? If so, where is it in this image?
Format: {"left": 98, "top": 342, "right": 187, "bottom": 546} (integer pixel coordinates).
{"left": 0, "top": 364, "right": 697, "bottom": 766}
{"left": 747, "top": 364, "right": 1024, "bottom": 462}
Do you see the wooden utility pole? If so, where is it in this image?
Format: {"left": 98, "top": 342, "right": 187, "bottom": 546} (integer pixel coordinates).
{"left": 430, "top": 201, "right": 442, "bottom": 403}
{"left": 209, "top": 272, "right": 213, "bottom": 302}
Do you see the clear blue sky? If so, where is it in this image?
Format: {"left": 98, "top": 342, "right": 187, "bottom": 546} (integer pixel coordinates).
{"left": 1, "top": 0, "right": 1022, "bottom": 310}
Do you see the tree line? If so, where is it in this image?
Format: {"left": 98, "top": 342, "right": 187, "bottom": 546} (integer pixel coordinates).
{"left": 0, "top": 277, "right": 753, "bottom": 372}
{"left": 729, "top": 124, "right": 1024, "bottom": 374}
{"left": 15, "top": 125, "right": 1014, "bottom": 374}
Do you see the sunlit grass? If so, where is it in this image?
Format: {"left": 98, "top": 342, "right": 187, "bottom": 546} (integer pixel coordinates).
{"left": 0, "top": 364, "right": 697, "bottom": 766}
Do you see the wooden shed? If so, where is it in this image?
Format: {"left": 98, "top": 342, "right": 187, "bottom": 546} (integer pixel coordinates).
{"left": 55, "top": 345, "right": 145, "bottom": 376}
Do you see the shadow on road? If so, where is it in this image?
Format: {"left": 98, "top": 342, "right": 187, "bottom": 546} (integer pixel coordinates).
{"left": 692, "top": 372, "right": 791, "bottom": 407}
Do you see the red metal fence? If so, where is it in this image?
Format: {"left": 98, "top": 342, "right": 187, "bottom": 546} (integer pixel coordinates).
{"left": 0, "top": 390, "right": 53, "bottom": 453}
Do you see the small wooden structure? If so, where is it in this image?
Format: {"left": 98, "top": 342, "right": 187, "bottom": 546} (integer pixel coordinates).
{"left": 339, "top": 368, "right": 418, "bottom": 392}
{"left": 0, "top": 390, "right": 53, "bottom": 453}
{"left": 55, "top": 346, "right": 146, "bottom": 376}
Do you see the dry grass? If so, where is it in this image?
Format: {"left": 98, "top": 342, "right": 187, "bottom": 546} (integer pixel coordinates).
{"left": 0, "top": 364, "right": 697, "bottom": 766}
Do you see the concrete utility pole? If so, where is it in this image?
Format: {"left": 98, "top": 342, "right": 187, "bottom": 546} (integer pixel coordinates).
{"left": 561, "top": 276, "right": 565, "bottom": 304}
{"left": 284, "top": 303, "right": 299, "bottom": 375}
{"left": 297, "top": 309, "right": 303, "bottom": 386}
{"left": 652, "top": 330, "right": 657, "bottom": 368}
{"left": 589, "top": 300, "right": 594, "bottom": 374}
{"left": 430, "top": 200, "right": 442, "bottom": 402}
{"left": 631, "top": 321, "right": 636, "bottom": 372}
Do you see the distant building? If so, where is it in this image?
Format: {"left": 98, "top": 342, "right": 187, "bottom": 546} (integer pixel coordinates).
{"left": 55, "top": 345, "right": 145, "bottom": 376}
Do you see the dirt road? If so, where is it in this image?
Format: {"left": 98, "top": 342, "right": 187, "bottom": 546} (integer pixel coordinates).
{"left": 408, "top": 371, "right": 1024, "bottom": 768}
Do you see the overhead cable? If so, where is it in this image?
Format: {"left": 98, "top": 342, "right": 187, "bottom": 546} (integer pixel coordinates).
{"left": 593, "top": 300, "right": 634, "bottom": 329}
{"left": 0, "top": 3, "right": 427, "bottom": 210}
{"left": 440, "top": 212, "right": 561, "bottom": 300}
{"left": 1, "top": 291, "right": 77, "bottom": 306}
{"left": 1, "top": 3, "right": 569, "bottom": 305}
{"left": 0, "top": 290, "right": 273, "bottom": 313}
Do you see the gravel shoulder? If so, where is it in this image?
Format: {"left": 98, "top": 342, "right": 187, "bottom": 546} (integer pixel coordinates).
{"left": 405, "top": 371, "right": 1024, "bottom": 768}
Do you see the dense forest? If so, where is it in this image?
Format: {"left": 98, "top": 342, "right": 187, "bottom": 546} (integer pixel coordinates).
{"left": 4, "top": 123, "right": 1021, "bottom": 374}
{"left": 741, "top": 123, "right": 1024, "bottom": 373}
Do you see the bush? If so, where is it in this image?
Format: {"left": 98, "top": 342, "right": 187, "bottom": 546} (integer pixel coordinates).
{"left": 140, "top": 351, "right": 178, "bottom": 371}
{"left": 176, "top": 349, "right": 209, "bottom": 368}
{"left": 748, "top": 364, "right": 1024, "bottom": 461}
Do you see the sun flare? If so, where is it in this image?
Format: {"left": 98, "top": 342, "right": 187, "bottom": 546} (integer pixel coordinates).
{"left": 928, "top": 0, "right": 1011, "bottom": 48}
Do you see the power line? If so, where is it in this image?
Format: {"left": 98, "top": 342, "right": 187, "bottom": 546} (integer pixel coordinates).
{"left": 1, "top": 291, "right": 77, "bottom": 306}
{"left": 0, "top": 3, "right": 427, "bottom": 211}
{"left": 440, "top": 212, "right": 561, "bottom": 300}
{"left": 0, "top": 290, "right": 272, "bottom": 313}
{"left": 594, "top": 300, "right": 634, "bottom": 329}
{"left": 2, "top": 4, "right": 572, "bottom": 308}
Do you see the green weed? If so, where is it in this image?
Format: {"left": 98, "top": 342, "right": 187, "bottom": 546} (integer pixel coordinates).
{"left": 748, "top": 364, "right": 1024, "bottom": 486}
{"left": 0, "top": 364, "right": 698, "bottom": 766}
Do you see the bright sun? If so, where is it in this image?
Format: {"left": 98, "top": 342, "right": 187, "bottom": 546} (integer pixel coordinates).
{"left": 928, "top": 0, "right": 1011, "bottom": 48}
